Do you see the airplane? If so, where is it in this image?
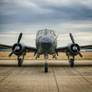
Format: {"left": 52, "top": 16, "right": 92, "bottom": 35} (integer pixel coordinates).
{"left": 0, "top": 29, "right": 92, "bottom": 72}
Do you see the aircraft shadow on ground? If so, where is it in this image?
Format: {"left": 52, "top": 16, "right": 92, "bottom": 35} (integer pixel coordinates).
{"left": 0, "top": 63, "right": 92, "bottom": 67}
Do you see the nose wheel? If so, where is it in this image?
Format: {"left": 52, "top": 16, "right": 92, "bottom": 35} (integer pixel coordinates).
{"left": 44, "top": 54, "right": 48, "bottom": 73}
{"left": 44, "top": 62, "right": 48, "bottom": 72}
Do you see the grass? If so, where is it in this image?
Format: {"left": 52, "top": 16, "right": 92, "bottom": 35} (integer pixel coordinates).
{"left": 0, "top": 52, "right": 92, "bottom": 60}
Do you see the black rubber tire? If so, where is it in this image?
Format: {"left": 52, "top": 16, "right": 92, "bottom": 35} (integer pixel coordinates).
{"left": 18, "top": 59, "right": 22, "bottom": 67}
{"left": 44, "top": 63, "right": 48, "bottom": 73}
{"left": 69, "top": 59, "right": 74, "bottom": 67}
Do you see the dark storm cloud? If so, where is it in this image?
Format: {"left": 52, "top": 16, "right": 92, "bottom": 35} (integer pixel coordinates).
{"left": 0, "top": 0, "right": 92, "bottom": 24}
{"left": 0, "top": 0, "right": 92, "bottom": 33}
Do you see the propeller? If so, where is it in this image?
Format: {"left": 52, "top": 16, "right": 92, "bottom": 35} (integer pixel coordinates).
{"left": 69, "top": 33, "right": 75, "bottom": 43}
{"left": 8, "top": 33, "right": 23, "bottom": 57}
{"left": 8, "top": 51, "right": 14, "bottom": 57}
{"left": 69, "top": 33, "right": 83, "bottom": 57}
{"left": 78, "top": 51, "right": 83, "bottom": 57}
{"left": 17, "top": 32, "right": 23, "bottom": 44}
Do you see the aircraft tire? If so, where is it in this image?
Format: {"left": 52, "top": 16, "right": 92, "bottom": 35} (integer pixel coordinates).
{"left": 18, "top": 58, "right": 22, "bottom": 67}
{"left": 44, "top": 63, "right": 48, "bottom": 73}
{"left": 69, "top": 59, "right": 74, "bottom": 67}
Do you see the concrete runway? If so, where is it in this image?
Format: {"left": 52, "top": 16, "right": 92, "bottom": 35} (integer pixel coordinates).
{"left": 0, "top": 60, "right": 92, "bottom": 92}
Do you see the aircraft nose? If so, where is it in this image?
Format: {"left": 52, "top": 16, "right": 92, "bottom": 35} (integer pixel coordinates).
{"left": 41, "top": 38, "right": 52, "bottom": 49}
{"left": 41, "top": 42, "right": 52, "bottom": 49}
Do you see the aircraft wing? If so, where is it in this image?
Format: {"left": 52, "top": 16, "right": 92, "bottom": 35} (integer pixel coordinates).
{"left": 25, "top": 46, "right": 37, "bottom": 52}
{"left": 56, "top": 45, "right": 92, "bottom": 52}
{"left": 0, "top": 44, "right": 12, "bottom": 49}
{"left": 0, "top": 44, "right": 37, "bottom": 52}
{"left": 56, "top": 46, "right": 68, "bottom": 52}
{"left": 80, "top": 45, "right": 92, "bottom": 49}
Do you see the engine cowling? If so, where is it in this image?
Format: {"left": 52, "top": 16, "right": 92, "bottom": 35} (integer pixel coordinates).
{"left": 68, "top": 43, "right": 80, "bottom": 56}
{"left": 12, "top": 43, "right": 25, "bottom": 56}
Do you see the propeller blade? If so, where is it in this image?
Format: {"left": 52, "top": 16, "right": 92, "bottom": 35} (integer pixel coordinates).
{"left": 17, "top": 32, "right": 23, "bottom": 43}
{"left": 69, "top": 33, "right": 75, "bottom": 43}
{"left": 78, "top": 52, "right": 83, "bottom": 57}
{"left": 8, "top": 52, "right": 14, "bottom": 57}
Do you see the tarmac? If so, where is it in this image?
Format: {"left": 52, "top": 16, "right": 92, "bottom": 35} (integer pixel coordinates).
{"left": 0, "top": 60, "right": 92, "bottom": 92}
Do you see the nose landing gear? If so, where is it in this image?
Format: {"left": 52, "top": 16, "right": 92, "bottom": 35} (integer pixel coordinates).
{"left": 44, "top": 62, "right": 48, "bottom": 72}
{"left": 44, "top": 54, "right": 48, "bottom": 73}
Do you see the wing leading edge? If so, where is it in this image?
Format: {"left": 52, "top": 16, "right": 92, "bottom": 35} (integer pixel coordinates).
{"left": 80, "top": 45, "right": 92, "bottom": 49}
{"left": 0, "top": 44, "right": 37, "bottom": 52}
{"left": 25, "top": 46, "right": 37, "bottom": 52}
{"left": 0, "top": 44, "right": 12, "bottom": 49}
{"left": 56, "top": 46, "right": 67, "bottom": 52}
{"left": 56, "top": 45, "right": 92, "bottom": 52}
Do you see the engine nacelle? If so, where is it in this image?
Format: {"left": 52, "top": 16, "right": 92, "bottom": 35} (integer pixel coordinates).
{"left": 12, "top": 43, "right": 25, "bottom": 56}
{"left": 67, "top": 43, "right": 80, "bottom": 56}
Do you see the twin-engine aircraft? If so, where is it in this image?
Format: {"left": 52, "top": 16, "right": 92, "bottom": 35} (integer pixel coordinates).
{"left": 0, "top": 29, "right": 92, "bottom": 72}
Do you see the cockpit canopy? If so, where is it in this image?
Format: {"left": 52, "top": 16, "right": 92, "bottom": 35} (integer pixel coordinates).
{"left": 37, "top": 29, "right": 56, "bottom": 37}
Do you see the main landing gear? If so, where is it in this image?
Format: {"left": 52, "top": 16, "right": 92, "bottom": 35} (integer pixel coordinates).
{"left": 68, "top": 56, "right": 75, "bottom": 67}
{"left": 69, "top": 59, "right": 74, "bottom": 67}
{"left": 17, "top": 55, "right": 24, "bottom": 67}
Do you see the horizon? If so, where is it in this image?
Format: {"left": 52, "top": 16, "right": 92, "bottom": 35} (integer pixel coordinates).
{"left": 0, "top": 0, "right": 92, "bottom": 47}
{"left": 0, "top": 30, "right": 92, "bottom": 47}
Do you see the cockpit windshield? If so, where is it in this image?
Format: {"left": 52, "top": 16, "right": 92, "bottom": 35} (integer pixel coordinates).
{"left": 37, "top": 29, "right": 56, "bottom": 37}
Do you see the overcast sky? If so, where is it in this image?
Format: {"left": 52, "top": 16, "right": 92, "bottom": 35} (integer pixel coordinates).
{"left": 0, "top": 0, "right": 92, "bottom": 46}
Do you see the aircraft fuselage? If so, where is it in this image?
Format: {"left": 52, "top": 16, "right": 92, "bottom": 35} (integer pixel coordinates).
{"left": 36, "top": 29, "right": 57, "bottom": 55}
